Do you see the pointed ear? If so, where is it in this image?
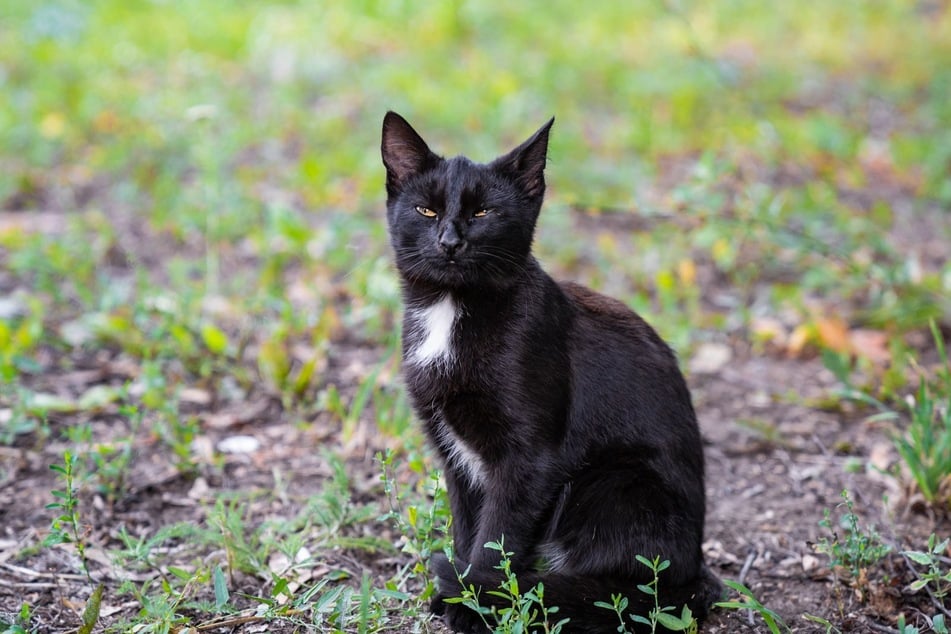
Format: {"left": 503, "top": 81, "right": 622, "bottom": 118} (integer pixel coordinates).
{"left": 381, "top": 111, "right": 439, "bottom": 195}
{"left": 490, "top": 117, "right": 554, "bottom": 199}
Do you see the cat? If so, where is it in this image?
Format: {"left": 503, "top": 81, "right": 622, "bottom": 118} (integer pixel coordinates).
{"left": 381, "top": 111, "right": 721, "bottom": 633}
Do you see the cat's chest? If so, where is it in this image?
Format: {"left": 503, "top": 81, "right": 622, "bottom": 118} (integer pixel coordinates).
{"left": 402, "top": 294, "right": 506, "bottom": 488}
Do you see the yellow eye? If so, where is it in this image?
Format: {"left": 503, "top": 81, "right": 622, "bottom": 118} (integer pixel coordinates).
{"left": 415, "top": 206, "right": 437, "bottom": 218}
{"left": 473, "top": 209, "right": 492, "bottom": 218}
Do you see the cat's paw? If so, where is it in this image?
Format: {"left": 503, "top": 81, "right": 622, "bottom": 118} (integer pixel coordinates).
{"left": 429, "top": 555, "right": 489, "bottom": 632}
{"left": 429, "top": 592, "right": 446, "bottom": 616}
{"left": 429, "top": 551, "right": 461, "bottom": 583}
{"left": 430, "top": 551, "right": 473, "bottom": 600}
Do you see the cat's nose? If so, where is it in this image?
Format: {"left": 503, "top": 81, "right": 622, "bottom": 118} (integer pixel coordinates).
{"left": 438, "top": 224, "right": 465, "bottom": 258}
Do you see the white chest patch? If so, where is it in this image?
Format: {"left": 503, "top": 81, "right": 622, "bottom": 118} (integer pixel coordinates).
{"left": 408, "top": 294, "right": 458, "bottom": 367}
{"left": 435, "top": 416, "right": 487, "bottom": 488}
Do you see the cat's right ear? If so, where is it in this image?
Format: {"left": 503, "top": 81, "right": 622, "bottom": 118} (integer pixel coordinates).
{"left": 381, "top": 112, "right": 438, "bottom": 195}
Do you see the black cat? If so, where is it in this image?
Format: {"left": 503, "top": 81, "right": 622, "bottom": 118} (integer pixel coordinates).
{"left": 381, "top": 111, "right": 721, "bottom": 633}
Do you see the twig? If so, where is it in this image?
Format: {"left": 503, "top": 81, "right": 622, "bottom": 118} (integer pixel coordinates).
{"left": 738, "top": 549, "right": 757, "bottom": 586}
{"left": 0, "top": 579, "right": 58, "bottom": 589}
{"left": 194, "top": 609, "right": 303, "bottom": 631}
{"left": 196, "top": 614, "right": 265, "bottom": 631}
{"left": 0, "top": 562, "right": 87, "bottom": 581}
{"left": 737, "top": 549, "right": 758, "bottom": 627}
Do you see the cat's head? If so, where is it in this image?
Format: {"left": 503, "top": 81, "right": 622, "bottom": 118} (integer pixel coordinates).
{"left": 381, "top": 111, "right": 553, "bottom": 290}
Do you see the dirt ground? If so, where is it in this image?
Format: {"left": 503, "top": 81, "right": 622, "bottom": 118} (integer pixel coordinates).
{"left": 2, "top": 335, "right": 948, "bottom": 633}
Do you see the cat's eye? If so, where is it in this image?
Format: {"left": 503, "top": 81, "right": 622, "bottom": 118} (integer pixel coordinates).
{"left": 415, "top": 206, "right": 438, "bottom": 218}
{"left": 473, "top": 209, "right": 492, "bottom": 218}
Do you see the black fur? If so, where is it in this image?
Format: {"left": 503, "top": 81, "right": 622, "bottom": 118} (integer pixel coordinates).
{"left": 381, "top": 111, "right": 721, "bottom": 633}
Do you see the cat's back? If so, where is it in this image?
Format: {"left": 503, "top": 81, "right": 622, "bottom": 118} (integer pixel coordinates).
{"left": 559, "top": 281, "right": 673, "bottom": 360}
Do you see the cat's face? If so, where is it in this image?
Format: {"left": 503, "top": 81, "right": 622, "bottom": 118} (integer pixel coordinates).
{"left": 381, "top": 112, "right": 553, "bottom": 290}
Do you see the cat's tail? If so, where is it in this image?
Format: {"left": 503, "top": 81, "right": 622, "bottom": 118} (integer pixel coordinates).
{"left": 431, "top": 555, "right": 724, "bottom": 634}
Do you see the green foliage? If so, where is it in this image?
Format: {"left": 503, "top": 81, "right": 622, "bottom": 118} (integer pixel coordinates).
{"left": 715, "top": 580, "right": 791, "bottom": 634}
{"left": 0, "top": 603, "right": 32, "bottom": 634}
{"left": 630, "top": 555, "right": 696, "bottom": 633}
{"left": 813, "top": 490, "right": 892, "bottom": 584}
{"left": 594, "top": 556, "right": 696, "bottom": 634}
{"left": 61, "top": 402, "right": 141, "bottom": 503}
{"left": 155, "top": 409, "right": 201, "bottom": 476}
{"left": 897, "top": 612, "right": 949, "bottom": 634}
{"left": 79, "top": 584, "right": 104, "bottom": 634}
{"left": 0, "top": 386, "right": 51, "bottom": 445}
{"left": 595, "top": 593, "right": 634, "bottom": 633}
{"left": 208, "top": 498, "right": 266, "bottom": 579}
{"left": 44, "top": 450, "right": 92, "bottom": 580}
{"left": 892, "top": 323, "right": 951, "bottom": 508}
{"left": 902, "top": 533, "right": 951, "bottom": 601}
{"left": 292, "top": 572, "right": 418, "bottom": 633}
{"left": 379, "top": 450, "right": 448, "bottom": 601}
{"left": 446, "top": 538, "right": 569, "bottom": 634}
{"left": 0, "top": 301, "right": 45, "bottom": 383}
{"left": 825, "top": 322, "right": 951, "bottom": 510}
{"left": 895, "top": 374, "right": 951, "bottom": 508}
{"left": 801, "top": 613, "right": 842, "bottom": 634}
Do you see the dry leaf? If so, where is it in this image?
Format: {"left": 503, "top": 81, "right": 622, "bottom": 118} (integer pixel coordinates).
{"left": 787, "top": 324, "right": 813, "bottom": 357}
{"left": 677, "top": 259, "right": 697, "bottom": 286}
{"left": 849, "top": 329, "right": 891, "bottom": 364}
{"left": 751, "top": 317, "right": 788, "bottom": 348}
{"left": 816, "top": 317, "right": 851, "bottom": 353}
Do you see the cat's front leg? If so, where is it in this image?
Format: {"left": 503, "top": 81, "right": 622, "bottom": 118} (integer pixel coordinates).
{"left": 466, "top": 458, "right": 557, "bottom": 572}
{"left": 443, "top": 467, "right": 480, "bottom": 559}
{"left": 430, "top": 467, "right": 484, "bottom": 624}
{"left": 430, "top": 465, "right": 554, "bottom": 633}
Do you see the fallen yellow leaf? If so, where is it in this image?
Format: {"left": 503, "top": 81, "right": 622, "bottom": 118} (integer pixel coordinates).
{"left": 787, "top": 323, "right": 814, "bottom": 357}
{"left": 677, "top": 258, "right": 697, "bottom": 286}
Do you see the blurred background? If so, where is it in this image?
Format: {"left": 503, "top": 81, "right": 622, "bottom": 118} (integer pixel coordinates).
{"left": 2, "top": 2, "right": 949, "bottom": 341}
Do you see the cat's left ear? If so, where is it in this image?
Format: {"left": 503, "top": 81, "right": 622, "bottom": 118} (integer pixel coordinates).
{"left": 490, "top": 117, "right": 554, "bottom": 200}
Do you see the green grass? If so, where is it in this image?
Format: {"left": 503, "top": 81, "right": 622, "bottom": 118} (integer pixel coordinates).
{"left": 445, "top": 539, "right": 570, "bottom": 634}
{"left": 813, "top": 490, "right": 892, "bottom": 585}
{"left": 1, "top": 0, "right": 950, "bottom": 631}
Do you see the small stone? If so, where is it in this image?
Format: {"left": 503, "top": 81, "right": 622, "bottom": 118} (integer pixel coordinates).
{"left": 802, "top": 554, "right": 821, "bottom": 573}
{"left": 689, "top": 342, "right": 733, "bottom": 374}
{"left": 188, "top": 477, "right": 210, "bottom": 500}
{"left": 180, "top": 387, "right": 212, "bottom": 405}
{"left": 217, "top": 435, "right": 261, "bottom": 454}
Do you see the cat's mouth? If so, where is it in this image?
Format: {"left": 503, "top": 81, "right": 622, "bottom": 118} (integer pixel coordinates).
{"left": 436, "top": 249, "right": 466, "bottom": 267}
{"left": 432, "top": 253, "right": 483, "bottom": 287}
{"left": 396, "top": 247, "right": 520, "bottom": 290}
